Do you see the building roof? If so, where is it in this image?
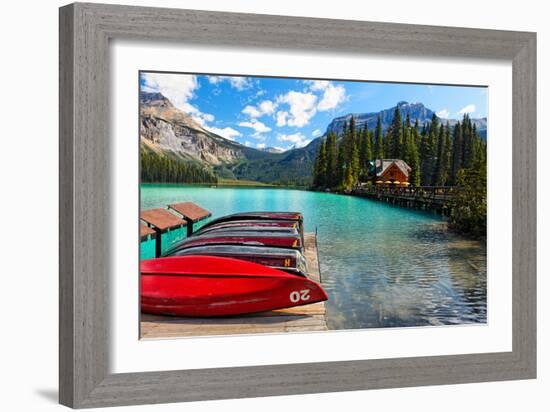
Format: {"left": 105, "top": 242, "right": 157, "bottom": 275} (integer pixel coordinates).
{"left": 374, "top": 159, "right": 411, "bottom": 178}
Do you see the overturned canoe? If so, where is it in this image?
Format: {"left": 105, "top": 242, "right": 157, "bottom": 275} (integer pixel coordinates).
{"left": 167, "top": 244, "right": 308, "bottom": 277}
{"left": 198, "top": 211, "right": 303, "bottom": 233}
{"left": 168, "top": 230, "right": 303, "bottom": 252}
{"left": 141, "top": 255, "right": 327, "bottom": 317}
{"left": 195, "top": 219, "right": 300, "bottom": 235}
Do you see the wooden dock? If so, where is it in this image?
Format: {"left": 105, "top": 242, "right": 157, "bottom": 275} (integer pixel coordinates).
{"left": 140, "top": 232, "right": 328, "bottom": 339}
{"left": 353, "top": 185, "right": 457, "bottom": 215}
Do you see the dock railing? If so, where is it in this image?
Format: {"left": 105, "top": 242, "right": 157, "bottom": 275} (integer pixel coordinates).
{"left": 352, "top": 184, "right": 458, "bottom": 214}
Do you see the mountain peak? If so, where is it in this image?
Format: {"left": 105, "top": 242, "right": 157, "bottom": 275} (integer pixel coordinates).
{"left": 140, "top": 91, "right": 170, "bottom": 103}
{"left": 325, "top": 101, "right": 433, "bottom": 136}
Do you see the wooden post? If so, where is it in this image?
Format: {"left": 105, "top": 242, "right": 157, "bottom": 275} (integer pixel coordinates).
{"left": 154, "top": 229, "right": 162, "bottom": 258}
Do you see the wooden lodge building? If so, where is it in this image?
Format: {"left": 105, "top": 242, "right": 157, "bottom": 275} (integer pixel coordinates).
{"left": 370, "top": 159, "right": 411, "bottom": 185}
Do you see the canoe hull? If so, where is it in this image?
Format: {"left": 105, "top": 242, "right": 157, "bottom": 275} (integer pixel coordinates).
{"left": 168, "top": 244, "right": 308, "bottom": 277}
{"left": 141, "top": 256, "right": 327, "bottom": 317}
{"left": 199, "top": 211, "right": 303, "bottom": 233}
{"left": 196, "top": 219, "right": 299, "bottom": 232}
{"left": 169, "top": 232, "right": 303, "bottom": 252}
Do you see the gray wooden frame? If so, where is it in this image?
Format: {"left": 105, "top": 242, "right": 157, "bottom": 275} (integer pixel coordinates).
{"left": 59, "top": 2, "right": 536, "bottom": 408}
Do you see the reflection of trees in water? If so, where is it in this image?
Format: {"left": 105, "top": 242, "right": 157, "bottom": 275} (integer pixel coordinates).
{"left": 382, "top": 222, "right": 487, "bottom": 326}
{"left": 446, "top": 244, "right": 487, "bottom": 321}
{"left": 324, "top": 220, "right": 487, "bottom": 329}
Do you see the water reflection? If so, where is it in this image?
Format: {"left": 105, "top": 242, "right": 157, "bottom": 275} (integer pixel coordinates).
{"left": 141, "top": 185, "right": 487, "bottom": 330}
{"left": 322, "top": 220, "right": 486, "bottom": 329}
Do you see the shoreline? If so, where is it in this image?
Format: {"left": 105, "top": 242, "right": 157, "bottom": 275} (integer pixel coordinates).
{"left": 140, "top": 182, "right": 485, "bottom": 243}
{"left": 140, "top": 181, "right": 310, "bottom": 190}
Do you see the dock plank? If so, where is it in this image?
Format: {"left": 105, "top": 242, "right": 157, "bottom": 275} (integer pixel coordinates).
{"left": 168, "top": 202, "right": 211, "bottom": 222}
{"left": 140, "top": 224, "right": 156, "bottom": 240}
{"left": 140, "top": 208, "right": 187, "bottom": 231}
{"left": 140, "top": 232, "right": 328, "bottom": 338}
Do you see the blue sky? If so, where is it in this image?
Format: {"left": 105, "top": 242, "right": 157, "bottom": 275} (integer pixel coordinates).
{"left": 140, "top": 71, "right": 487, "bottom": 151}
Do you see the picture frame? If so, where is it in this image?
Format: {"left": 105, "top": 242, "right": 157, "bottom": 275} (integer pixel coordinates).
{"left": 59, "top": 2, "right": 536, "bottom": 408}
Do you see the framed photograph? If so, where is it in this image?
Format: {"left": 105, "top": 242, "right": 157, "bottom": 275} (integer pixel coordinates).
{"left": 59, "top": 2, "right": 536, "bottom": 408}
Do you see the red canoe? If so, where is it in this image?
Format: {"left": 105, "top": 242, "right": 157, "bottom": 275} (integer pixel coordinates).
{"left": 141, "top": 255, "right": 328, "bottom": 317}
{"left": 196, "top": 219, "right": 299, "bottom": 235}
{"left": 169, "top": 231, "right": 303, "bottom": 252}
{"left": 199, "top": 211, "right": 303, "bottom": 233}
{"left": 168, "top": 244, "right": 309, "bottom": 277}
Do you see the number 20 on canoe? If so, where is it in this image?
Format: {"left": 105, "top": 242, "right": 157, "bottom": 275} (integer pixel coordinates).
{"left": 140, "top": 255, "right": 328, "bottom": 317}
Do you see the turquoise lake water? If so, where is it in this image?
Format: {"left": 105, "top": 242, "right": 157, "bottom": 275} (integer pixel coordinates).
{"left": 141, "top": 184, "right": 487, "bottom": 330}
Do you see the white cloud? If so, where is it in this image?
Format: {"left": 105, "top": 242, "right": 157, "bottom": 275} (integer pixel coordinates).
{"left": 201, "top": 113, "right": 215, "bottom": 122}
{"left": 312, "top": 129, "right": 322, "bottom": 137}
{"left": 276, "top": 91, "right": 317, "bottom": 127}
{"left": 458, "top": 104, "right": 476, "bottom": 115}
{"left": 238, "top": 119, "right": 271, "bottom": 139}
{"left": 276, "top": 111, "right": 288, "bottom": 127}
{"left": 206, "top": 76, "right": 222, "bottom": 84}
{"left": 242, "top": 105, "right": 262, "bottom": 118}
{"left": 304, "top": 80, "right": 347, "bottom": 111}
{"left": 258, "top": 100, "right": 277, "bottom": 115}
{"left": 229, "top": 77, "right": 252, "bottom": 90}
{"left": 140, "top": 85, "right": 157, "bottom": 93}
{"left": 238, "top": 120, "right": 271, "bottom": 134}
{"left": 206, "top": 75, "right": 253, "bottom": 90}
{"left": 256, "top": 143, "right": 266, "bottom": 149}
{"left": 204, "top": 126, "right": 242, "bottom": 141}
{"left": 317, "top": 84, "right": 346, "bottom": 111}
{"left": 306, "top": 80, "right": 330, "bottom": 91}
{"left": 436, "top": 109, "right": 450, "bottom": 119}
{"left": 242, "top": 100, "right": 277, "bottom": 118}
{"left": 244, "top": 141, "right": 252, "bottom": 147}
{"left": 277, "top": 132, "right": 312, "bottom": 148}
{"left": 141, "top": 73, "right": 217, "bottom": 127}
{"left": 273, "top": 146, "right": 288, "bottom": 152}
{"left": 176, "top": 102, "right": 215, "bottom": 127}
{"left": 142, "top": 73, "right": 199, "bottom": 111}
{"left": 273, "top": 82, "right": 346, "bottom": 128}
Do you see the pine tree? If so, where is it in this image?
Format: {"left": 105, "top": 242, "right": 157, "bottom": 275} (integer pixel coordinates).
{"left": 461, "top": 115, "right": 474, "bottom": 169}
{"left": 314, "top": 142, "right": 323, "bottom": 186}
{"left": 419, "top": 124, "right": 434, "bottom": 185}
{"left": 140, "top": 150, "right": 218, "bottom": 184}
{"left": 402, "top": 122, "right": 411, "bottom": 180}
{"left": 367, "top": 128, "right": 374, "bottom": 160}
{"left": 450, "top": 159, "right": 487, "bottom": 238}
{"left": 384, "top": 131, "right": 392, "bottom": 159}
{"left": 358, "top": 125, "right": 372, "bottom": 180}
{"left": 349, "top": 116, "right": 360, "bottom": 183}
{"left": 313, "top": 141, "right": 328, "bottom": 188}
{"left": 374, "top": 115, "right": 384, "bottom": 159}
{"left": 390, "top": 106, "right": 403, "bottom": 158}
{"left": 433, "top": 123, "right": 445, "bottom": 185}
{"left": 434, "top": 123, "right": 452, "bottom": 186}
{"left": 336, "top": 126, "right": 346, "bottom": 187}
{"left": 325, "top": 132, "right": 338, "bottom": 187}
{"left": 441, "top": 124, "right": 452, "bottom": 185}
{"left": 450, "top": 120, "right": 463, "bottom": 184}
{"left": 348, "top": 144, "right": 360, "bottom": 189}
{"left": 413, "top": 119, "right": 421, "bottom": 146}
{"left": 408, "top": 126, "right": 421, "bottom": 186}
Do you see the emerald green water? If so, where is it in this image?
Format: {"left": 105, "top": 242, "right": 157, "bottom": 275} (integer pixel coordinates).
{"left": 141, "top": 184, "right": 487, "bottom": 330}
